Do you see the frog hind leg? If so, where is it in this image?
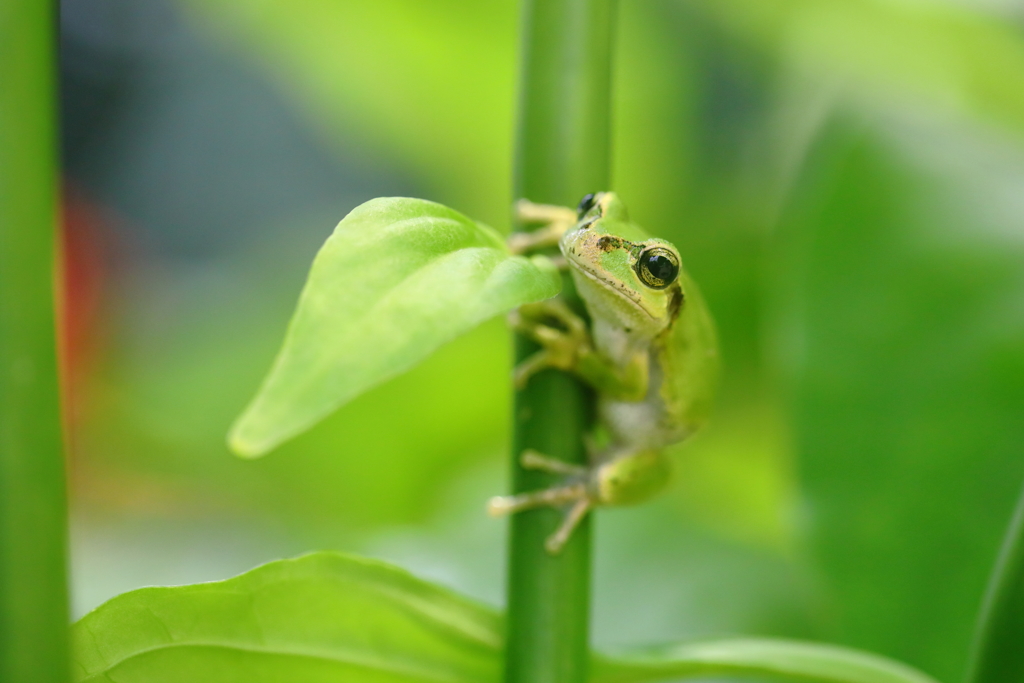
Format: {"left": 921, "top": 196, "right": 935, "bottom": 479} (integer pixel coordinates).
{"left": 544, "top": 499, "right": 592, "bottom": 554}
{"left": 489, "top": 445, "right": 672, "bottom": 554}
{"left": 486, "top": 482, "right": 587, "bottom": 516}
{"left": 487, "top": 450, "right": 595, "bottom": 554}
{"left": 593, "top": 447, "right": 672, "bottom": 507}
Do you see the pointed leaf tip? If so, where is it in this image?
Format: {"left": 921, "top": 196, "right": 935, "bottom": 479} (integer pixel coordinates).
{"left": 228, "top": 197, "right": 561, "bottom": 457}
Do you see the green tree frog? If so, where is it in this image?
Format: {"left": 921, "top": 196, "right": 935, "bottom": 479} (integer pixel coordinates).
{"left": 488, "top": 192, "right": 719, "bottom": 553}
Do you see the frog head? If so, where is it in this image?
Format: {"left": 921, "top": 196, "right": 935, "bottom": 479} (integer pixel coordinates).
{"left": 560, "top": 192, "right": 684, "bottom": 337}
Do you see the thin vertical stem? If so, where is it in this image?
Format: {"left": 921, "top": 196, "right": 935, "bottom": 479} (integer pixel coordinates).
{"left": 0, "top": 1, "right": 70, "bottom": 681}
{"left": 966, "top": 479, "right": 1024, "bottom": 683}
{"left": 505, "top": 1, "right": 617, "bottom": 682}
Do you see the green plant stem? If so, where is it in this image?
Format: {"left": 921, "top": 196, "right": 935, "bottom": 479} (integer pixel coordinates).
{"left": 505, "top": 1, "right": 617, "bottom": 683}
{"left": 0, "top": 1, "right": 70, "bottom": 681}
{"left": 965, "top": 479, "right": 1024, "bottom": 683}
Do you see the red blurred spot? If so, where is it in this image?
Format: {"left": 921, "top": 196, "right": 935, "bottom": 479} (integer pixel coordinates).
{"left": 57, "top": 182, "right": 112, "bottom": 442}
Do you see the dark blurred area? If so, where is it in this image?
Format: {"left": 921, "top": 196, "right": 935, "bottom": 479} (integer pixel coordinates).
{"left": 59, "top": 0, "right": 1024, "bottom": 681}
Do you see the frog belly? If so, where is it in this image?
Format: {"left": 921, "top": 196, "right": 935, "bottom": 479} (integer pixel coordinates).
{"left": 598, "top": 350, "right": 690, "bottom": 450}
{"left": 599, "top": 397, "right": 671, "bottom": 449}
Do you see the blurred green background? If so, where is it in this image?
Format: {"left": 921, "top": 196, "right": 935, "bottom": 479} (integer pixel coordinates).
{"left": 61, "top": 1, "right": 1024, "bottom": 681}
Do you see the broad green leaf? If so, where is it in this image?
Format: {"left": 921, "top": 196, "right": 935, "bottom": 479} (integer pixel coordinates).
{"left": 968, "top": 480, "right": 1024, "bottom": 683}
{"left": 228, "top": 197, "right": 560, "bottom": 457}
{"left": 73, "top": 552, "right": 941, "bottom": 683}
{"left": 592, "top": 639, "right": 941, "bottom": 683}
{"left": 72, "top": 552, "right": 503, "bottom": 683}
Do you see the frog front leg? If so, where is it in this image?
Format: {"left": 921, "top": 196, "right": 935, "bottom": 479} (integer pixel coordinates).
{"left": 488, "top": 447, "right": 671, "bottom": 553}
{"left": 509, "top": 299, "right": 648, "bottom": 400}
{"left": 508, "top": 299, "right": 589, "bottom": 388}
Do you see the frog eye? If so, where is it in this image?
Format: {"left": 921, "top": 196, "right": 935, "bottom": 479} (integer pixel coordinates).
{"left": 576, "top": 193, "right": 598, "bottom": 218}
{"left": 636, "top": 247, "right": 680, "bottom": 289}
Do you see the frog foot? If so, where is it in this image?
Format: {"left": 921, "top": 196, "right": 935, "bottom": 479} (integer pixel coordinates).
{"left": 487, "top": 450, "right": 594, "bottom": 554}
{"left": 507, "top": 200, "right": 577, "bottom": 254}
{"left": 488, "top": 447, "right": 672, "bottom": 553}
{"left": 509, "top": 299, "right": 591, "bottom": 389}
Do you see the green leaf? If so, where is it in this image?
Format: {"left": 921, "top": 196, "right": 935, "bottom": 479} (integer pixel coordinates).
{"left": 74, "top": 552, "right": 941, "bottom": 683}
{"left": 968, "top": 479, "right": 1024, "bottom": 683}
{"left": 228, "top": 197, "right": 560, "bottom": 457}
{"left": 72, "top": 552, "right": 503, "bottom": 683}
{"left": 591, "top": 639, "right": 941, "bottom": 683}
